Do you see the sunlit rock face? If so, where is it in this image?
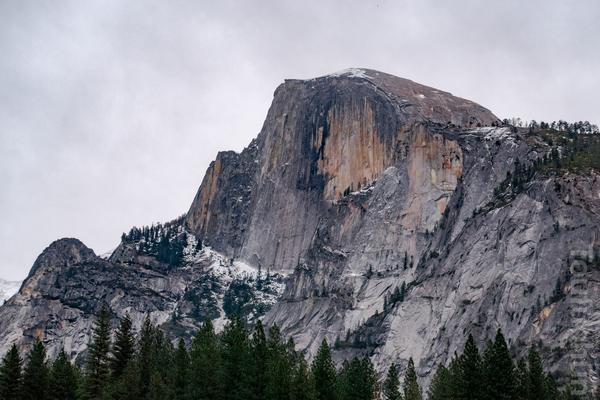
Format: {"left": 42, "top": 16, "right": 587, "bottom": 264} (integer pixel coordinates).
{"left": 184, "top": 68, "right": 497, "bottom": 275}
{"left": 4, "top": 69, "right": 600, "bottom": 389}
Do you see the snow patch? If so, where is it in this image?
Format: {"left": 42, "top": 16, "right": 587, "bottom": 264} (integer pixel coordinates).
{"left": 326, "top": 68, "right": 371, "bottom": 79}
{"left": 469, "top": 127, "right": 518, "bottom": 148}
{"left": 181, "top": 236, "right": 287, "bottom": 327}
{"left": 350, "top": 182, "right": 376, "bottom": 196}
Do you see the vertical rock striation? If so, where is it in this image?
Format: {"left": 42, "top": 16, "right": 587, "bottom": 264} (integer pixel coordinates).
{"left": 184, "top": 69, "right": 497, "bottom": 275}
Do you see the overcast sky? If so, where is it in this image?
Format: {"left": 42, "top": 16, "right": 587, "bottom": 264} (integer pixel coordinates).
{"left": 1, "top": 0, "right": 599, "bottom": 280}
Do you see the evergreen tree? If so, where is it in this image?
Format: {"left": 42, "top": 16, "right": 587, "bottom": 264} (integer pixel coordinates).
{"left": 446, "top": 354, "right": 462, "bottom": 399}
{"left": 458, "top": 334, "right": 484, "bottom": 400}
{"left": 153, "top": 328, "right": 176, "bottom": 392}
{"left": 0, "top": 344, "right": 22, "bottom": 400}
{"left": 336, "top": 359, "right": 350, "bottom": 400}
{"left": 172, "top": 338, "right": 189, "bottom": 400}
{"left": 84, "top": 305, "right": 112, "bottom": 399}
{"left": 220, "top": 316, "right": 252, "bottom": 400}
{"left": 112, "top": 358, "right": 142, "bottom": 400}
{"left": 291, "top": 357, "right": 316, "bottom": 400}
{"left": 514, "top": 359, "right": 529, "bottom": 400}
{"left": 403, "top": 358, "right": 422, "bottom": 400}
{"left": 360, "top": 357, "right": 378, "bottom": 400}
{"left": 483, "top": 329, "right": 515, "bottom": 400}
{"left": 427, "top": 364, "right": 451, "bottom": 400}
{"left": 545, "top": 375, "right": 560, "bottom": 400}
{"left": 528, "top": 346, "right": 546, "bottom": 400}
{"left": 0, "top": 308, "right": 582, "bottom": 400}
{"left": 337, "top": 357, "right": 377, "bottom": 400}
{"left": 382, "top": 363, "right": 402, "bottom": 400}
{"left": 189, "top": 319, "right": 222, "bottom": 400}
{"left": 21, "top": 338, "right": 49, "bottom": 400}
{"left": 110, "top": 313, "right": 135, "bottom": 379}
{"left": 48, "top": 349, "right": 78, "bottom": 400}
{"left": 265, "top": 324, "right": 293, "bottom": 400}
{"left": 250, "top": 320, "right": 268, "bottom": 400}
{"left": 311, "top": 339, "right": 337, "bottom": 400}
{"left": 147, "top": 370, "right": 167, "bottom": 400}
{"left": 137, "top": 315, "right": 157, "bottom": 397}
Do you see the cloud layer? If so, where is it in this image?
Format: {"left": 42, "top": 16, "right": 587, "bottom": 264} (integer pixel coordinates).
{"left": 1, "top": 0, "right": 598, "bottom": 279}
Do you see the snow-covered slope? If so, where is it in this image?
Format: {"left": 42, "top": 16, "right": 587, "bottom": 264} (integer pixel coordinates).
{"left": 0, "top": 228, "right": 288, "bottom": 360}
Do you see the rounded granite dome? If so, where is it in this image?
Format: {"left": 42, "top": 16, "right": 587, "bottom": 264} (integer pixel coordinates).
{"left": 307, "top": 67, "right": 500, "bottom": 127}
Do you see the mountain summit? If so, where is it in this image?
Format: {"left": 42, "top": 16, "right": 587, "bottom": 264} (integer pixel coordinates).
{"left": 185, "top": 68, "right": 498, "bottom": 274}
{"left": 1, "top": 69, "right": 599, "bottom": 388}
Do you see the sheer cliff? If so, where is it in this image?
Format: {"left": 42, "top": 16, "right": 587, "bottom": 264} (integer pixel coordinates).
{"left": 1, "top": 68, "right": 599, "bottom": 388}
{"left": 185, "top": 68, "right": 497, "bottom": 274}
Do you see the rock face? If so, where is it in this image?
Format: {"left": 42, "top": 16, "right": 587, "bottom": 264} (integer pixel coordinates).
{"left": 1, "top": 68, "right": 599, "bottom": 389}
{"left": 0, "top": 232, "right": 285, "bottom": 361}
{"left": 185, "top": 69, "right": 497, "bottom": 274}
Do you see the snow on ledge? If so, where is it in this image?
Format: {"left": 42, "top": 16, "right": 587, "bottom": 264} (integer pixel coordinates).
{"left": 326, "top": 68, "right": 371, "bottom": 79}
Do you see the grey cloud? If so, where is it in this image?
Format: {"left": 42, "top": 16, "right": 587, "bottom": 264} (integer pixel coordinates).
{"left": 1, "top": 0, "right": 598, "bottom": 279}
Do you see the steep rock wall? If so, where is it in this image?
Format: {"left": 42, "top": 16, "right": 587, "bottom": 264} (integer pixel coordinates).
{"left": 184, "top": 69, "right": 497, "bottom": 274}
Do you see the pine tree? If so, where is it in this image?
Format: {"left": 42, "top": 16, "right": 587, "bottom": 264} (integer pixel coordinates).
{"left": 336, "top": 356, "right": 377, "bottom": 400}
{"left": 110, "top": 313, "right": 135, "bottom": 379}
{"left": 528, "top": 346, "right": 545, "bottom": 400}
{"left": 446, "top": 354, "right": 462, "bottom": 399}
{"left": 291, "top": 357, "right": 316, "bottom": 400}
{"left": 427, "top": 364, "right": 451, "bottom": 400}
{"left": 84, "top": 305, "right": 112, "bottom": 399}
{"left": 514, "top": 359, "right": 529, "bottom": 400}
{"left": 336, "top": 359, "right": 351, "bottom": 400}
{"left": 21, "top": 338, "right": 49, "bottom": 400}
{"left": 220, "top": 316, "right": 252, "bottom": 400}
{"left": 382, "top": 363, "right": 402, "bottom": 400}
{"left": 403, "top": 358, "right": 422, "bottom": 400}
{"left": 0, "top": 344, "right": 22, "bottom": 400}
{"left": 359, "top": 357, "right": 378, "bottom": 400}
{"left": 147, "top": 370, "right": 167, "bottom": 400}
{"left": 172, "top": 338, "right": 189, "bottom": 400}
{"left": 189, "top": 319, "right": 222, "bottom": 400}
{"left": 112, "top": 358, "right": 142, "bottom": 400}
{"left": 458, "top": 334, "right": 484, "bottom": 400}
{"left": 311, "top": 339, "right": 337, "bottom": 400}
{"left": 137, "top": 315, "right": 157, "bottom": 397}
{"left": 153, "top": 329, "right": 177, "bottom": 399}
{"left": 48, "top": 349, "right": 78, "bottom": 400}
{"left": 1, "top": 313, "right": 584, "bottom": 400}
{"left": 251, "top": 320, "right": 268, "bottom": 400}
{"left": 544, "top": 375, "right": 560, "bottom": 400}
{"left": 265, "top": 324, "right": 293, "bottom": 400}
{"left": 483, "top": 329, "right": 516, "bottom": 400}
